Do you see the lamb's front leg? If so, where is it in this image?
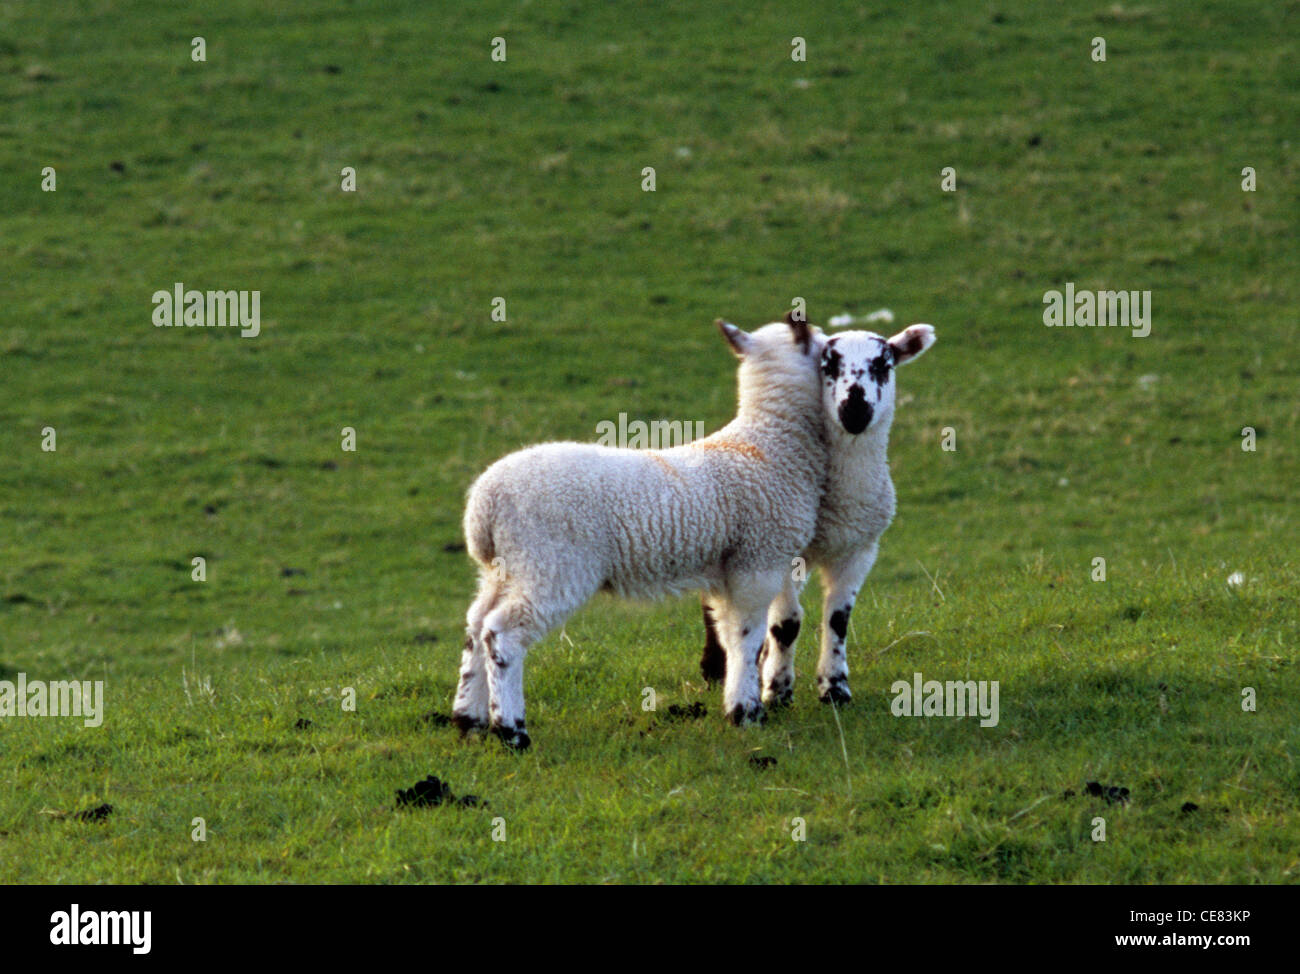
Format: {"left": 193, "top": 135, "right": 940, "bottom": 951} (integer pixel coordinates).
{"left": 817, "top": 545, "right": 879, "bottom": 704}
{"left": 699, "top": 596, "right": 727, "bottom": 685}
{"left": 760, "top": 572, "right": 806, "bottom": 707}
{"left": 719, "top": 571, "right": 783, "bottom": 725}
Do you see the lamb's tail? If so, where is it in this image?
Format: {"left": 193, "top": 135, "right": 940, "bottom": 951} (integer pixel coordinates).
{"left": 828, "top": 308, "right": 894, "bottom": 329}
{"left": 462, "top": 478, "right": 496, "bottom": 569}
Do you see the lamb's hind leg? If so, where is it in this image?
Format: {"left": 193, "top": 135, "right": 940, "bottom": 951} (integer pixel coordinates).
{"left": 480, "top": 576, "right": 594, "bottom": 750}
{"left": 452, "top": 578, "right": 501, "bottom": 733}
{"left": 718, "top": 570, "right": 784, "bottom": 726}
{"left": 817, "top": 544, "right": 879, "bottom": 704}
{"left": 760, "top": 571, "right": 806, "bottom": 707}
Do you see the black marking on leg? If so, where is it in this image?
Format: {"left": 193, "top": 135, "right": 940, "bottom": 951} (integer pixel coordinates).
{"left": 829, "top": 605, "right": 852, "bottom": 641}
{"left": 764, "top": 673, "right": 794, "bottom": 707}
{"left": 770, "top": 616, "right": 800, "bottom": 648}
{"left": 451, "top": 712, "right": 488, "bottom": 735}
{"left": 700, "top": 600, "right": 726, "bottom": 684}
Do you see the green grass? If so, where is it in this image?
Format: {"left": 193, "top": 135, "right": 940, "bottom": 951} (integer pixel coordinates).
{"left": 0, "top": 0, "right": 1296, "bottom": 883}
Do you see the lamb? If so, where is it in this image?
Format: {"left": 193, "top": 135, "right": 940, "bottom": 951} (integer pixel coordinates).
{"left": 452, "top": 314, "right": 831, "bottom": 749}
{"left": 700, "top": 320, "right": 936, "bottom": 706}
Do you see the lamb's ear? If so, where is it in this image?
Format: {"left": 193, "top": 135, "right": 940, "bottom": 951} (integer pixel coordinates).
{"left": 716, "top": 318, "right": 753, "bottom": 357}
{"left": 887, "top": 324, "right": 936, "bottom": 366}
{"left": 782, "top": 309, "right": 813, "bottom": 354}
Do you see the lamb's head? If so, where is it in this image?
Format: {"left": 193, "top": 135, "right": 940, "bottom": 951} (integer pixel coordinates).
{"left": 716, "top": 311, "right": 827, "bottom": 412}
{"left": 821, "top": 324, "right": 935, "bottom": 436}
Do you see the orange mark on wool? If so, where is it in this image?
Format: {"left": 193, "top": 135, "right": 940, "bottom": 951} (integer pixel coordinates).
{"left": 651, "top": 455, "right": 684, "bottom": 480}
{"left": 690, "top": 439, "right": 767, "bottom": 463}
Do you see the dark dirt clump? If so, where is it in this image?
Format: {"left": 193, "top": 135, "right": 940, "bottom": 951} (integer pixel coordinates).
{"left": 395, "top": 775, "right": 487, "bottom": 810}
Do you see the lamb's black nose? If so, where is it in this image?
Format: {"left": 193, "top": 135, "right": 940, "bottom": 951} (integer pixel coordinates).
{"left": 838, "top": 385, "right": 873, "bottom": 434}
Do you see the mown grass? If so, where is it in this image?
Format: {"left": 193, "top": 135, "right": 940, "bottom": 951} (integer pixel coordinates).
{"left": 0, "top": 0, "right": 1296, "bottom": 882}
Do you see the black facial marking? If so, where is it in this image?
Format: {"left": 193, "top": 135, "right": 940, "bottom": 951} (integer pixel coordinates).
{"left": 829, "top": 607, "right": 851, "bottom": 640}
{"left": 822, "top": 345, "right": 842, "bottom": 381}
{"left": 770, "top": 617, "right": 801, "bottom": 647}
{"left": 867, "top": 350, "right": 894, "bottom": 385}
{"left": 837, "top": 385, "right": 873, "bottom": 434}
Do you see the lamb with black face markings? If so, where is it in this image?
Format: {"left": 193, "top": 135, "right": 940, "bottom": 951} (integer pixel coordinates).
{"left": 701, "top": 318, "right": 936, "bottom": 706}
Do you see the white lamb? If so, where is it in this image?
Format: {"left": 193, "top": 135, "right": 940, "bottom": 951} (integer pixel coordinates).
{"left": 700, "top": 320, "right": 936, "bottom": 705}
{"left": 452, "top": 314, "right": 831, "bottom": 749}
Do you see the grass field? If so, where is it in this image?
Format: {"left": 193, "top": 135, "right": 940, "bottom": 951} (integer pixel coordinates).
{"left": 1, "top": 0, "right": 1296, "bottom": 883}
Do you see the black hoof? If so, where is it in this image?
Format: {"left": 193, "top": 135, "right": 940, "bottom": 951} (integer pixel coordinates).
{"left": 763, "top": 683, "right": 793, "bottom": 708}
{"left": 491, "top": 724, "right": 531, "bottom": 750}
{"left": 819, "top": 680, "right": 852, "bottom": 705}
{"left": 451, "top": 712, "right": 488, "bottom": 735}
{"left": 727, "top": 703, "right": 766, "bottom": 727}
